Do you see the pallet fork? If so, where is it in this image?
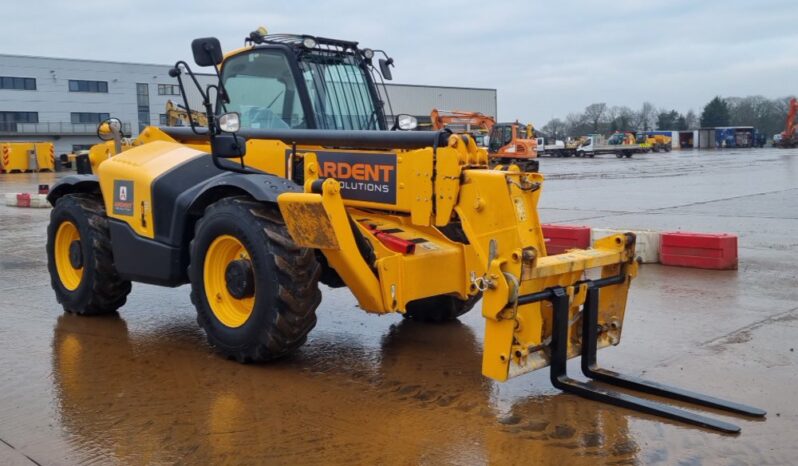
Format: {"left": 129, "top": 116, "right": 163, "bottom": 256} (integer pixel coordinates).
{"left": 520, "top": 278, "right": 766, "bottom": 434}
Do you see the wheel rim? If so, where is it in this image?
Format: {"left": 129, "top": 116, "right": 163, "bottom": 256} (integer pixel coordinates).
{"left": 204, "top": 235, "right": 255, "bottom": 328}
{"left": 54, "top": 221, "right": 83, "bottom": 291}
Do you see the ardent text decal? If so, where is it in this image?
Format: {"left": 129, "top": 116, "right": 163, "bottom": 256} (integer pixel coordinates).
{"left": 294, "top": 150, "right": 397, "bottom": 204}
{"left": 113, "top": 180, "right": 134, "bottom": 216}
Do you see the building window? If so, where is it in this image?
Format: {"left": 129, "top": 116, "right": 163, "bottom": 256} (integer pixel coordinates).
{"left": 158, "top": 84, "right": 180, "bottom": 96}
{"left": 0, "top": 76, "right": 36, "bottom": 90}
{"left": 68, "top": 80, "right": 108, "bottom": 93}
{"left": 0, "top": 111, "right": 39, "bottom": 123}
{"left": 0, "top": 111, "right": 38, "bottom": 131}
{"left": 159, "top": 114, "right": 168, "bottom": 125}
{"left": 72, "top": 144, "right": 94, "bottom": 152}
{"left": 70, "top": 112, "right": 110, "bottom": 124}
{"left": 137, "top": 83, "right": 150, "bottom": 132}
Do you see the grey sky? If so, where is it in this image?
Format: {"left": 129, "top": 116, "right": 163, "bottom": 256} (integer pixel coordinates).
{"left": 3, "top": 0, "right": 795, "bottom": 123}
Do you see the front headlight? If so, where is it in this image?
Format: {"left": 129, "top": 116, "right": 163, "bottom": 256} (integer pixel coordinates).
{"left": 397, "top": 114, "right": 417, "bottom": 131}
{"left": 218, "top": 112, "right": 241, "bottom": 133}
{"left": 302, "top": 37, "right": 317, "bottom": 49}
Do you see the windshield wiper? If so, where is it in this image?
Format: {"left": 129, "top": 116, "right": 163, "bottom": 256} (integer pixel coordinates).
{"left": 266, "top": 90, "right": 285, "bottom": 110}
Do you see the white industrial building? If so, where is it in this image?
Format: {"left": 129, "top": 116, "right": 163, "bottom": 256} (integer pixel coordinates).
{"left": 0, "top": 54, "right": 496, "bottom": 155}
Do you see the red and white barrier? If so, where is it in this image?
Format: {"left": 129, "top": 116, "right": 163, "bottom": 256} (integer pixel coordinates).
{"left": 4, "top": 193, "right": 50, "bottom": 208}
{"left": 542, "top": 224, "right": 739, "bottom": 270}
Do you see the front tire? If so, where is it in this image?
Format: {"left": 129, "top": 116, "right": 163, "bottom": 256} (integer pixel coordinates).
{"left": 46, "top": 194, "right": 131, "bottom": 315}
{"left": 189, "top": 197, "right": 321, "bottom": 362}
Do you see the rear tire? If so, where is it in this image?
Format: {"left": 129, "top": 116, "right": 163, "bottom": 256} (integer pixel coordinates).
{"left": 403, "top": 293, "right": 481, "bottom": 323}
{"left": 189, "top": 197, "right": 321, "bottom": 362}
{"left": 46, "top": 194, "right": 131, "bottom": 315}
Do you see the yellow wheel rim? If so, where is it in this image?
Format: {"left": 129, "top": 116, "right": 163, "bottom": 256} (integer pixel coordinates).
{"left": 54, "top": 221, "right": 83, "bottom": 291}
{"left": 204, "top": 235, "right": 255, "bottom": 328}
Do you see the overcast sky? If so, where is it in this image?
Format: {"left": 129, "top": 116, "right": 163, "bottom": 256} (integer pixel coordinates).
{"left": 2, "top": 0, "right": 795, "bottom": 123}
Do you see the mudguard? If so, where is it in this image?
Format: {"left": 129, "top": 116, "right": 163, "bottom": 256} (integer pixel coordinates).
{"left": 47, "top": 175, "right": 100, "bottom": 206}
{"left": 195, "top": 172, "right": 302, "bottom": 204}
{"left": 155, "top": 170, "right": 302, "bottom": 245}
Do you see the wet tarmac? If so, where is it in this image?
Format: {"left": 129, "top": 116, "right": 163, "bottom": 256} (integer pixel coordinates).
{"left": 1, "top": 148, "right": 796, "bottom": 465}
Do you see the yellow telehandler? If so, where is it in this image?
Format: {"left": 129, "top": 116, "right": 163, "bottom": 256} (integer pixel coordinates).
{"left": 45, "top": 29, "right": 763, "bottom": 433}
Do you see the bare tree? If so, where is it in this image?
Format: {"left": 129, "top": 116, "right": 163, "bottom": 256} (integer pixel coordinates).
{"left": 583, "top": 103, "right": 607, "bottom": 132}
{"left": 608, "top": 106, "right": 635, "bottom": 132}
{"left": 542, "top": 118, "right": 566, "bottom": 140}
{"left": 684, "top": 110, "right": 698, "bottom": 129}
{"left": 565, "top": 112, "right": 590, "bottom": 137}
{"left": 635, "top": 102, "right": 656, "bottom": 131}
{"left": 605, "top": 106, "right": 619, "bottom": 124}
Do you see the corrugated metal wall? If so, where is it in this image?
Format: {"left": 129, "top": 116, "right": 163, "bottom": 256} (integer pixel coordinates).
{"left": 379, "top": 84, "right": 497, "bottom": 121}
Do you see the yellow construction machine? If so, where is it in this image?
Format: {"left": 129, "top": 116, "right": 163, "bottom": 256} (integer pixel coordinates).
{"left": 45, "top": 30, "right": 763, "bottom": 433}
{"left": 639, "top": 132, "right": 673, "bottom": 152}
{"left": 69, "top": 102, "right": 207, "bottom": 174}
{"left": 165, "top": 99, "right": 209, "bottom": 127}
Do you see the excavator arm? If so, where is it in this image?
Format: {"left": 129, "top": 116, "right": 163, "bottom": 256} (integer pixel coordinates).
{"left": 430, "top": 108, "right": 496, "bottom": 133}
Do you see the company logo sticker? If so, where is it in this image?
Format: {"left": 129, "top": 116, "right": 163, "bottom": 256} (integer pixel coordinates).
{"left": 113, "top": 180, "right": 134, "bottom": 216}
{"left": 292, "top": 150, "right": 398, "bottom": 204}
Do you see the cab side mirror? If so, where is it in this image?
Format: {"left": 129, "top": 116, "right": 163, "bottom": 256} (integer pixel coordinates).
{"left": 191, "top": 37, "right": 224, "bottom": 67}
{"left": 379, "top": 58, "right": 393, "bottom": 81}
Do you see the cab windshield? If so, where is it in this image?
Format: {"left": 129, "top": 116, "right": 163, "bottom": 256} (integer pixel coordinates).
{"left": 299, "top": 52, "right": 382, "bottom": 130}
{"left": 221, "top": 50, "right": 307, "bottom": 130}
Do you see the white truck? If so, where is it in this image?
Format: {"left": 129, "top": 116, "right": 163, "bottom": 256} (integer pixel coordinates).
{"left": 576, "top": 134, "right": 643, "bottom": 158}
{"left": 535, "top": 137, "right": 572, "bottom": 157}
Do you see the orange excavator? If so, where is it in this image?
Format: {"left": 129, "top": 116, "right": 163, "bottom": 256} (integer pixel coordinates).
{"left": 429, "top": 109, "right": 538, "bottom": 171}
{"left": 429, "top": 108, "right": 495, "bottom": 147}
{"left": 487, "top": 121, "right": 538, "bottom": 171}
{"left": 776, "top": 97, "right": 797, "bottom": 148}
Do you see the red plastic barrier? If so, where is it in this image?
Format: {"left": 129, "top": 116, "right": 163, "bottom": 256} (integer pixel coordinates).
{"left": 16, "top": 193, "right": 31, "bottom": 208}
{"left": 659, "top": 232, "right": 738, "bottom": 270}
{"left": 541, "top": 224, "right": 591, "bottom": 255}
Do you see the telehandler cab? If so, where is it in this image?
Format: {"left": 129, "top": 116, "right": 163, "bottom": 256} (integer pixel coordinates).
{"left": 46, "top": 29, "right": 764, "bottom": 433}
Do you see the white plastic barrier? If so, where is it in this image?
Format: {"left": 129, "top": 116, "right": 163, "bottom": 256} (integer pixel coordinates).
{"left": 591, "top": 228, "right": 661, "bottom": 263}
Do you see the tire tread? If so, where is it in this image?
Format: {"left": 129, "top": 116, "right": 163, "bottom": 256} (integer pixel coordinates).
{"left": 189, "top": 197, "right": 321, "bottom": 362}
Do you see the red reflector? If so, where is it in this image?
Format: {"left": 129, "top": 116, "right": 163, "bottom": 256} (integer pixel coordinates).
{"left": 363, "top": 224, "right": 415, "bottom": 254}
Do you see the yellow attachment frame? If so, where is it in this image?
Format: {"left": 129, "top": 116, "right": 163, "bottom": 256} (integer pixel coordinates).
{"left": 277, "top": 139, "right": 638, "bottom": 382}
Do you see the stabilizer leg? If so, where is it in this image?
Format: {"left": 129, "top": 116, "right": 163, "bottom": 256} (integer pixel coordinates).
{"left": 547, "top": 287, "right": 744, "bottom": 434}
{"left": 580, "top": 286, "right": 766, "bottom": 418}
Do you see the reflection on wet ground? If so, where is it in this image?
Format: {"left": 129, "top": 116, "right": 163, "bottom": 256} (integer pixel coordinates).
{"left": 49, "top": 314, "right": 640, "bottom": 464}
{"left": 1, "top": 148, "right": 797, "bottom": 464}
